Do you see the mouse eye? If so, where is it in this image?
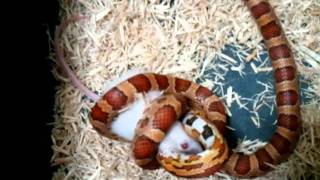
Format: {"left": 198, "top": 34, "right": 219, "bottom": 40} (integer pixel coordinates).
{"left": 180, "top": 142, "right": 189, "bottom": 150}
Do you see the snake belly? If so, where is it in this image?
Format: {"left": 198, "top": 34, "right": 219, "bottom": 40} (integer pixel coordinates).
{"left": 90, "top": 0, "right": 301, "bottom": 178}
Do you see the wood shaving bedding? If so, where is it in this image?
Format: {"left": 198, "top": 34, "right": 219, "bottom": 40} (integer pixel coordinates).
{"left": 51, "top": 0, "right": 320, "bottom": 179}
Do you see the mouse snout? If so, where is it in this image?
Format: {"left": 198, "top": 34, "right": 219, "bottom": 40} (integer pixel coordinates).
{"left": 180, "top": 142, "right": 189, "bottom": 150}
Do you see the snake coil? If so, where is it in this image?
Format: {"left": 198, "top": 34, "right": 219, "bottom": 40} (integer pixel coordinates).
{"left": 55, "top": 0, "right": 301, "bottom": 178}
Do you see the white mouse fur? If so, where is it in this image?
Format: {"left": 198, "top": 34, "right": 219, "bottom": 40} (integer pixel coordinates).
{"left": 159, "top": 121, "right": 203, "bottom": 156}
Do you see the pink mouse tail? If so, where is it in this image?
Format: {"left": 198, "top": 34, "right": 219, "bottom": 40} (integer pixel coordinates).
{"left": 54, "top": 16, "right": 100, "bottom": 102}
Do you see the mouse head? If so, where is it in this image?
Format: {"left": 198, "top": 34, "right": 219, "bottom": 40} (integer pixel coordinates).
{"left": 159, "top": 121, "right": 203, "bottom": 155}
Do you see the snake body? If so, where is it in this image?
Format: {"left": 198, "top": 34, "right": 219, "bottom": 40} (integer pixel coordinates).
{"left": 90, "top": 73, "right": 229, "bottom": 176}
{"left": 222, "top": 0, "right": 301, "bottom": 178}
{"left": 88, "top": 0, "right": 301, "bottom": 178}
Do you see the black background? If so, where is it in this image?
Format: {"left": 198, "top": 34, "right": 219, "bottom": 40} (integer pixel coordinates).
{"left": 9, "top": 0, "right": 60, "bottom": 179}
{"left": 40, "top": 0, "right": 59, "bottom": 178}
{"left": 37, "top": 0, "right": 59, "bottom": 178}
